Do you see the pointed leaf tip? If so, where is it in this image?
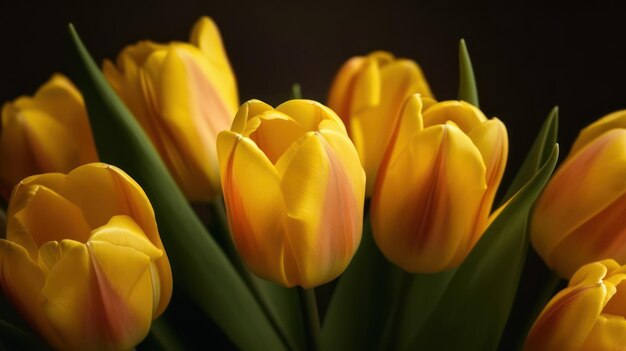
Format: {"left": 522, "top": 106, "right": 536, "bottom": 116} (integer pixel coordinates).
{"left": 458, "top": 39, "right": 479, "bottom": 107}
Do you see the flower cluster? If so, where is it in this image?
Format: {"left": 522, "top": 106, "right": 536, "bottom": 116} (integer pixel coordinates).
{"left": 0, "top": 15, "right": 624, "bottom": 351}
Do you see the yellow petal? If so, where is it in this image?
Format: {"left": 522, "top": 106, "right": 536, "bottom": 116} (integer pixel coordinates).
{"left": 231, "top": 99, "right": 274, "bottom": 134}
{"left": 467, "top": 118, "right": 508, "bottom": 244}
{"left": 352, "top": 60, "right": 431, "bottom": 195}
{"left": 372, "top": 123, "right": 487, "bottom": 272}
{"left": 41, "top": 238, "right": 155, "bottom": 351}
{"left": 276, "top": 99, "right": 347, "bottom": 135}
{"left": 423, "top": 100, "right": 487, "bottom": 132}
{"left": 9, "top": 185, "right": 91, "bottom": 254}
{"left": 531, "top": 129, "right": 626, "bottom": 278}
{"left": 580, "top": 314, "right": 626, "bottom": 351}
{"left": 217, "top": 131, "right": 287, "bottom": 285}
{"left": 570, "top": 109, "right": 626, "bottom": 156}
{"left": 327, "top": 56, "right": 367, "bottom": 127}
{"left": 276, "top": 132, "right": 363, "bottom": 288}
{"left": 189, "top": 16, "right": 239, "bottom": 113}
{"left": 0, "top": 240, "right": 61, "bottom": 348}
{"left": 525, "top": 262, "right": 608, "bottom": 351}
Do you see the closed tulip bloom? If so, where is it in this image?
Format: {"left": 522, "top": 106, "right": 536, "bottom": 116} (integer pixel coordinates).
{"left": 103, "top": 17, "right": 238, "bottom": 202}
{"left": 531, "top": 110, "right": 626, "bottom": 278}
{"left": 0, "top": 163, "right": 172, "bottom": 351}
{"left": 371, "top": 95, "right": 508, "bottom": 273}
{"left": 525, "top": 259, "right": 626, "bottom": 351}
{"left": 217, "top": 99, "right": 365, "bottom": 288}
{"left": 0, "top": 74, "right": 98, "bottom": 199}
{"left": 328, "top": 51, "right": 433, "bottom": 195}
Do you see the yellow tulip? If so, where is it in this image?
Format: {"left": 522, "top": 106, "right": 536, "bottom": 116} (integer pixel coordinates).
{"left": 0, "top": 163, "right": 172, "bottom": 351}
{"left": 371, "top": 94, "right": 508, "bottom": 273}
{"left": 0, "top": 74, "right": 98, "bottom": 199}
{"left": 103, "top": 16, "right": 238, "bottom": 202}
{"left": 328, "top": 51, "right": 433, "bottom": 195}
{"left": 531, "top": 110, "right": 626, "bottom": 278}
{"left": 525, "top": 259, "right": 626, "bottom": 351}
{"left": 217, "top": 99, "right": 365, "bottom": 288}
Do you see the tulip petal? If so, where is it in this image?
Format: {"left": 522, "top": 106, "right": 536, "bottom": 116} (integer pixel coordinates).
{"left": 10, "top": 185, "right": 91, "bottom": 251}
{"left": 570, "top": 109, "right": 626, "bottom": 156}
{"left": 352, "top": 60, "right": 431, "bottom": 195}
{"left": 277, "top": 99, "right": 347, "bottom": 135}
{"left": 532, "top": 129, "right": 626, "bottom": 276}
{"left": 0, "top": 240, "right": 60, "bottom": 348}
{"left": 467, "top": 118, "right": 508, "bottom": 244}
{"left": 41, "top": 239, "right": 154, "bottom": 351}
{"left": 217, "top": 131, "right": 287, "bottom": 285}
{"left": 276, "top": 132, "right": 362, "bottom": 288}
{"left": 327, "top": 57, "right": 367, "bottom": 127}
{"left": 580, "top": 314, "right": 626, "bottom": 351}
{"left": 525, "top": 262, "right": 607, "bottom": 351}
{"left": 423, "top": 100, "right": 487, "bottom": 132}
{"left": 189, "top": 16, "right": 239, "bottom": 113}
{"left": 231, "top": 99, "right": 274, "bottom": 134}
{"left": 372, "top": 123, "right": 487, "bottom": 272}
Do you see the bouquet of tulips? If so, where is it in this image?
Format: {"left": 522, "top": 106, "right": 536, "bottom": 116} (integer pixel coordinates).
{"left": 0, "top": 17, "right": 624, "bottom": 351}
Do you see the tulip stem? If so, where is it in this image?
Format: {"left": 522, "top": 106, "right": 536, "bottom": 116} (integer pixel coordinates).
{"left": 298, "top": 287, "right": 321, "bottom": 351}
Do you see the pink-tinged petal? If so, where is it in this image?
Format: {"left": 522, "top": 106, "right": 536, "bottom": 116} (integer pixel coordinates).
{"left": 41, "top": 237, "right": 155, "bottom": 351}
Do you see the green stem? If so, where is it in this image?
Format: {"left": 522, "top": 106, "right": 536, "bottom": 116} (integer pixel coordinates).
{"left": 379, "top": 271, "right": 412, "bottom": 351}
{"left": 209, "top": 199, "right": 293, "bottom": 350}
{"left": 298, "top": 287, "right": 321, "bottom": 351}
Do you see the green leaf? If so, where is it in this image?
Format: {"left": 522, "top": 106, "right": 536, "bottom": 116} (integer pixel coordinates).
{"left": 408, "top": 117, "right": 559, "bottom": 350}
{"left": 68, "top": 24, "right": 287, "bottom": 350}
{"left": 321, "top": 215, "right": 404, "bottom": 350}
{"left": 458, "top": 39, "right": 479, "bottom": 107}
{"left": 502, "top": 107, "right": 559, "bottom": 202}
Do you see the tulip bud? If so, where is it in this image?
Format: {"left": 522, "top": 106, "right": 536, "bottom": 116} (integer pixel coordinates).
{"left": 525, "top": 259, "right": 626, "bottom": 351}
{"left": 0, "top": 163, "right": 172, "bottom": 351}
{"left": 531, "top": 110, "right": 626, "bottom": 278}
{"left": 371, "top": 95, "right": 508, "bottom": 273}
{"left": 103, "top": 16, "right": 238, "bottom": 202}
{"left": 0, "top": 74, "right": 98, "bottom": 199}
{"left": 328, "top": 51, "right": 433, "bottom": 195}
{"left": 217, "top": 99, "right": 366, "bottom": 288}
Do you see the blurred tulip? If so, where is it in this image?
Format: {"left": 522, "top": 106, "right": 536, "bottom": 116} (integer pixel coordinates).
{"left": 525, "top": 259, "right": 626, "bottom": 351}
{"left": 217, "top": 99, "right": 365, "bottom": 288}
{"left": 328, "top": 51, "right": 433, "bottom": 195}
{"left": 103, "top": 16, "right": 238, "bottom": 202}
{"left": 0, "top": 163, "right": 172, "bottom": 351}
{"left": 531, "top": 110, "right": 626, "bottom": 278}
{"left": 0, "top": 74, "right": 98, "bottom": 199}
{"left": 371, "top": 95, "right": 508, "bottom": 273}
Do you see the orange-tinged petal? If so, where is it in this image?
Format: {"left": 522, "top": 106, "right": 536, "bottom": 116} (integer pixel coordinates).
{"left": 580, "top": 314, "right": 626, "bottom": 351}
{"left": 217, "top": 131, "right": 287, "bottom": 285}
{"left": 525, "top": 262, "right": 608, "bottom": 351}
{"left": 372, "top": 123, "right": 487, "bottom": 272}
{"left": 327, "top": 56, "right": 367, "bottom": 127}
{"left": 531, "top": 129, "right": 626, "bottom": 277}
{"left": 570, "top": 109, "right": 626, "bottom": 156}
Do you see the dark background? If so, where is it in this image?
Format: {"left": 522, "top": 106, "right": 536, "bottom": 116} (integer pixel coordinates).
{"left": 1, "top": 2, "right": 625, "bottom": 186}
